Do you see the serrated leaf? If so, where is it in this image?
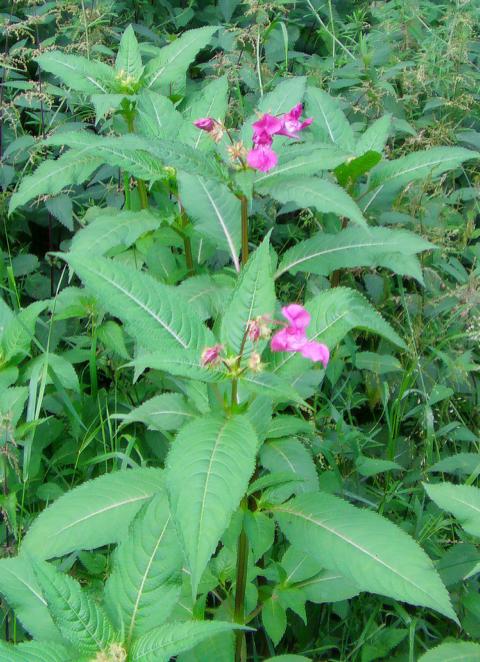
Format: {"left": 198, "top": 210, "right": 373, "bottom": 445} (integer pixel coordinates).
{"left": 276, "top": 226, "right": 432, "bottom": 280}
{"left": 305, "top": 87, "right": 355, "bottom": 151}
{"left": 424, "top": 482, "right": 480, "bottom": 537}
{"left": 166, "top": 414, "right": 257, "bottom": 595}
{"left": 241, "top": 372, "right": 306, "bottom": 406}
{"left": 356, "top": 115, "right": 392, "bottom": 156}
{"left": 0, "top": 641, "right": 75, "bottom": 662}
{"left": 418, "top": 642, "right": 480, "bottom": 662}
{"left": 70, "top": 209, "right": 162, "bottom": 255}
{"left": 178, "top": 174, "right": 241, "bottom": 272}
{"left": 136, "top": 90, "right": 183, "bottom": 139}
{"left": 130, "top": 348, "right": 227, "bottom": 382}
{"left": 428, "top": 454, "right": 480, "bottom": 475}
{"left": 118, "top": 392, "right": 195, "bottom": 431}
{"left": 60, "top": 253, "right": 214, "bottom": 352}
{"left": 274, "top": 492, "right": 457, "bottom": 621}
{"left": 21, "top": 468, "right": 164, "bottom": 559}
{"left": 130, "top": 620, "right": 242, "bottom": 662}
{"left": 104, "top": 492, "right": 182, "bottom": 643}
{"left": 36, "top": 51, "right": 116, "bottom": 94}
{"left": 116, "top": 25, "right": 143, "bottom": 81}
{"left": 179, "top": 76, "right": 228, "bottom": 149}
{"left": 144, "top": 27, "right": 219, "bottom": 94}
{"left": 260, "top": 438, "right": 319, "bottom": 502}
{"left": 0, "top": 557, "right": 60, "bottom": 641}
{"left": 267, "top": 176, "right": 367, "bottom": 228}
{"left": 34, "top": 561, "right": 115, "bottom": 654}
{"left": 221, "top": 234, "right": 275, "bottom": 355}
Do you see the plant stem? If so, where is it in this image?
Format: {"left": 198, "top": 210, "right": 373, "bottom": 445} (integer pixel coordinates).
{"left": 240, "top": 195, "right": 249, "bottom": 266}
{"left": 234, "top": 504, "right": 249, "bottom": 662}
{"left": 123, "top": 173, "right": 131, "bottom": 210}
{"left": 137, "top": 179, "right": 149, "bottom": 209}
{"left": 180, "top": 207, "right": 194, "bottom": 276}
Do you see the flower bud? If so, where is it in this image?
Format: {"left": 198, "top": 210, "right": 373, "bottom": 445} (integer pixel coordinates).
{"left": 194, "top": 117, "right": 215, "bottom": 131}
{"left": 201, "top": 344, "right": 223, "bottom": 367}
{"left": 248, "top": 352, "right": 262, "bottom": 372}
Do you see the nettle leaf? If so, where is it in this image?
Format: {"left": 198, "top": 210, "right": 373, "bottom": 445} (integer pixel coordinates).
{"left": 36, "top": 51, "right": 116, "bottom": 94}
{"left": 9, "top": 150, "right": 103, "bottom": 214}
{"left": 118, "top": 392, "right": 196, "bottom": 431}
{"left": 105, "top": 492, "right": 182, "bottom": 644}
{"left": 266, "top": 176, "right": 367, "bottom": 228}
{"left": 144, "top": 26, "right": 219, "bottom": 94}
{"left": 0, "top": 641, "right": 76, "bottom": 662}
{"left": 260, "top": 438, "right": 319, "bottom": 502}
{"left": 130, "top": 620, "right": 242, "bottom": 662}
{"left": 274, "top": 492, "right": 457, "bottom": 621}
{"left": 254, "top": 143, "right": 352, "bottom": 191}
{"left": 34, "top": 561, "right": 115, "bottom": 654}
{"left": 179, "top": 76, "right": 228, "bottom": 149}
{"left": 275, "top": 226, "right": 433, "bottom": 282}
{"left": 305, "top": 87, "right": 355, "bottom": 152}
{"left": 70, "top": 209, "right": 162, "bottom": 256}
{"left": 273, "top": 287, "right": 406, "bottom": 378}
{"left": 166, "top": 414, "right": 257, "bottom": 595}
{"left": 136, "top": 90, "right": 183, "bottom": 139}
{"left": 418, "top": 641, "right": 480, "bottom": 662}
{"left": 178, "top": 173, "right": 241, "bottom": 272}
{"left": 356, "top": 115, "right": 392, "bottom": 156}
{"left": 424, "top": 482, "right": 480, "bottom": 537}
{"left": 21, "top": 468, "right": 164, "bottom": 559}
{"left": 116, "top": 24, "right": 143, "bottom": 81}
{"left": 0, "top": 556, "right": 60, "bottom": 641}
{"left": 60, "top": 253, "right": 214, "bottom": 352}
{"left": 221, "top": 234, "right": 275, "bottom": 355}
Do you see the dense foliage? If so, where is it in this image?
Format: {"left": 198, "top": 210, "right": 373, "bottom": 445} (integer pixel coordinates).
{"left": 1, "top": 0, "right": 480, "bottom": 660}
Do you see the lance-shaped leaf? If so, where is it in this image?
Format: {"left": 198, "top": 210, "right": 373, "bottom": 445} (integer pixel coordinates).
{"left": 166, "top": 414, "right": 257, "bottom": 596}
{"left": 104, "top": 492, "right": 182, "bottom": 644}
{"left": 356, "top": 115, "right": 392, "bottom": 156}
{"left": 241, "top": 372, "right": 306, "bottom": 406}
{"left": 34, "top": 562, "right": 115, "bottom": 654}
{"left": 178, "top": 173, "right": 241, "bottom": 272}
{"left": 260, "top": 438, "right": 319, "bottom": 502}
{"left": 144, "top": 26, "right": 219, "bottom": 94}
{"left": 0, "top": 557, "right": 60, "bottom": 641}
{"left": 418, "top": 641, "right": 480, "bottom": 662}
{"left": 424, "top": 482, "right": 480, "bottom": 538}
{"left": 305, "top": 87, "right": 355, "bottom": 152}
{"left": 179, "top": 76, "right": 228, "bottom": 149}
{"left": 130, "top": 620, "right": 243, "bottom": 662}
{"left": 221, "top": 234, "right": 275, "bottom": 355}
{"left": 130, "top": 348, "right": 227, "bottom": 382}
{"left": 0, "top": 641, "right": 76, "bottom": 662}
{"left": 60, "top": 253, "right": 214, "bottom": 352}
{"left": 136, "top": 90, "right": 183, "bottom": 139}
{"left": 70, "top": 209, "right": 162, "bottom": 256}
{"left": 118, "top": 393, "right": 196, "bottom": 431}
{"left": 36, "top": 51, "right": 116, "bottom": 94}
{"left": 21, "top": 468, "right": 164, "bottom": 559}
{"left": 275, "top": 226, "right": 433, "bottom": 281}
{"left": 116, "top": 24, "right": 143, "bottom": 81}
{"left": 266, "top": 176, "right": 367, "bottom": 228}
{"left": 274, "top": 492, "right": 457, "bottom": 622}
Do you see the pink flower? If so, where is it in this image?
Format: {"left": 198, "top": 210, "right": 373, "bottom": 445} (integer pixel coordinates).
{"left": 194, "top": 117, "right": 215, "bottom": 131}
{"left": 247, "top": 145, "right": 278, "bottom": 172}
{"left": 252, "top": 114, "right": 283, "bottom": 145}
{"left": 277, "top": 104, "right": 313, "bottom": 139}
{"left": 270, "top": 304, "right": 329, "bottom": 367}
{"left": 201, "top": 344, "right": 223, "bottom": 366}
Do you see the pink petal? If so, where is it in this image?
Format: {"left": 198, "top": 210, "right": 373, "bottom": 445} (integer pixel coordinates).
{"left": 194, "top": 117, "right": 215, "bottom": 131}
{"left": 300, "top": 341, "right": 330, "bottom": 367}
{"left": 270, "top": 328, "right": 290, "bottom": 352}
{"left": 288, "top": 103, "right": 303, "bottom": 120}
{"left": 252, "top": 129, "right": 274, "bottom": 146}
{"left": 252, "top": 113, "right": 283, "bottom": 137}
{"left": 281, "top": 304, "right": 310, "bottom": 330}
{"left": 247, "top": 145, "right": 278, "bottom": 172}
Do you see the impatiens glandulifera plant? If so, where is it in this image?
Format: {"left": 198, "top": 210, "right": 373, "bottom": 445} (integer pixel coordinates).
{"left": 4, "top": 21, "right": 480, "bottom": 662}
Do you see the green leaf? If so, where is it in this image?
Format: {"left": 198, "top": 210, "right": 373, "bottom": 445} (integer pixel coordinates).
{"left": 36, "top": 51, "right": 116, "bottom": 93}
{"left": 335, "top": 151, "right": 382, "bottom": 187}
{"left": 264, "top": 656, "right": 311, "bottom": 662}
{"left": 34, "top": 561, "right": 115, "bottom": 654}
{"left": 0, "top": 641, "right": 76, "bottom": 662}
{"left": 241, "top": 372, "right": 306, "bottom": 406}
{"left": 221, "top": 234, "right": 275, "bottom": 355}
{"left": 424, "top": 482, "right": 480, "bottom": 537}
{"left": 418, "top": 642, "right": 480, "bottom": 662}
{"left": 179, "top": 76, "right": 228, "bottom": 149}
{"left": 144, "top": 26, "right": 219, "bottom": 94}
{"left": 2, "top": 300, "right": 46, "bottom": 363}
{"left": 131, "top": 348, "right": 227, "bottom": 382}
{"left": 262, "top": 595, "right": 287, "bottom": 645}
{"left": 428, "top": 454, "right": 480, "bottom": 475}
{"left": 59, "top": 253, "right": 214, "bottom": 352}
{"left": 130, "top": 620, "right": 242, "bottom": 662}
{"left": 305, "top": 87, "right": 355, "bottom": 151}
{"left": 70, "top": 209, "right": 162, "bottom": 256}
{"left": 178, "top": 174, "right": 241, "bottom": 272}
{"left": 274, "top": 492, "right": 457, "bottom": 621}
{"left": 104, "top": 492, "right": 182, "bottom": 644}
{"left": 91, "top": 93, "right": 127, "bottom": 122}
{"left": 21, "top": 468, "right": 164, "bottom": 559}
{"left": 260, "top": 438, "right": 319, "bottom": 502}
{"left": 356, "top": 115, "right": 392, "bottom": 156}
{"left": 275, "top": 226, "right": 432, "bottom": 280}
{"left": 116, "top": 25, "right": 143, "bottom": 81}
{"left": 255, "top": 144, "right": 352, "bottom": 191}
{"left": 136, "top": 90, "right": 183, "bottom": 139}
{"left": 266, "top": 176, "right": 367, "bottom": 228}
{"left": 166, "top": 414, "right": 257, "bottom": 595}
{"left": 0, "top": 557, "right": 60, "bottom": 641}
{"left": 118, "top": 393, "right": 196, "bottom": 431}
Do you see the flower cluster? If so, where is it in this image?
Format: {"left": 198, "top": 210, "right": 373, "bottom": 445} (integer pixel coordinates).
{"left": 270, "top": 304, "right": 329, "bottom": 367}
{"left": 246, "top": 104, "right": 312, "bottom": 173}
